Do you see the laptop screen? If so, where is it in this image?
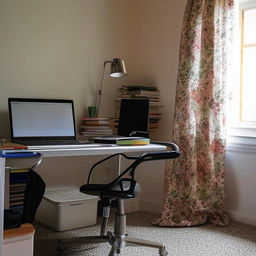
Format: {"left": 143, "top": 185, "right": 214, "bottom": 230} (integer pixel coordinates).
{"left": 118, "top": 98, "right": 149, "bottom": 136}
{"left": 8, "top": 98, "right": 76, "bottom": 140}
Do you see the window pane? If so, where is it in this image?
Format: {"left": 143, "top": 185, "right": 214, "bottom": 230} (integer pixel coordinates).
{"left": 244, "top": 9, "right": 256, "bottom": 45}
{"left": 241, "top": 47, "right": 256, "bottom": 122}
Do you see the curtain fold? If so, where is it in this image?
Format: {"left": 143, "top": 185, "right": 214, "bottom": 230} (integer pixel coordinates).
{"left": 155, "top": 0, "right": 235, "bottom": 227}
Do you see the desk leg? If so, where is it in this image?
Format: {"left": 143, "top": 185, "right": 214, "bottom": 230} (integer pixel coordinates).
{"left": 0, "top": 157, "right": 5, "bottom": 256}
{"left": 118, "top": 155, "right": 122, "bottom": 175}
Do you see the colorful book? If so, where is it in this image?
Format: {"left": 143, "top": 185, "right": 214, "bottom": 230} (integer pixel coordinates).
{"left": 82, "top": 118, "right": 109, "bottom": 121}
{"left": 81, "top": 130, "right": 113, "bottom": 135}
{"left": 82, "top": 120, "right": 110, "bottom": 126}
{"left": 0, "top": 142, "right": 27, "bottom": 150}
{"left": 10, "top": 169, "right": 30, "bottom": 173}
{"left": 10, "top": 183, "right": 27, "bottom": 188}
{"left": 116, "top": 138, "right": 150, "bottom": 146}
{"left": 80, "top": 125, "right": 112, "bottom": 130}
{"left": 10, "top": 173, "right": 29, "bottom": 183}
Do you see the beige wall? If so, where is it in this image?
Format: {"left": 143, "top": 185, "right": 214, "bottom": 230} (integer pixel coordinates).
{"left": 0, "top": 0, "right": 186, "bottom": 212}
{"left": 0, "top": 0, "right": 132, "bottom": 138}
{"left": 2, "top": 0, "right": 253, "bottom": 226}
{"left": 0, "top": 0, "right": 186, "bottom": 141}
{"left": 125, "top": 0, "right": 186, "bottom": 140}
{"left": 124, "top": 0, "right": 187, "bottom": 211}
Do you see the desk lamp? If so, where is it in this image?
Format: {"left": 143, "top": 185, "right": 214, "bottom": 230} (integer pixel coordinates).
{"left": 92, "top": 58, "right": 127, "bottom": 117}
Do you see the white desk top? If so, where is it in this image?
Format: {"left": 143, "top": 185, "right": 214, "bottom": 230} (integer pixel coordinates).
{"left": 27, "top": 143, "right": 167, "bottom": 157}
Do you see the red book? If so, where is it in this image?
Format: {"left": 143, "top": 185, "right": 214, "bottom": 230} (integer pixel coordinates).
{"left": 0, "top": 142, "right": 27, "bottom": 150}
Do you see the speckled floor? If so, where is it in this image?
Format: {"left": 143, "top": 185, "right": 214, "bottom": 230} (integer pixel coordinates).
{"left": 34, "top": 211, "right": 256, "bottom": 256}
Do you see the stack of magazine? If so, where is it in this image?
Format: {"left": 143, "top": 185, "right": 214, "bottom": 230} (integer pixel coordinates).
{"left": 9, "top": 168, "right": 29, "bottom": 213}
{"left": 80, "top": 117, "right": 113, "bottom": 138}
{"left": 115, "top": 85, "right": 163, "bottom": 135}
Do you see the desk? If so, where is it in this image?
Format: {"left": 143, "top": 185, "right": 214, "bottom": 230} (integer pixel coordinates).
{"left": 0, "top": 143, "right": 166, "bottom": 256}
{"left": 27, "top": 143, "right": 166, "bottom": 157}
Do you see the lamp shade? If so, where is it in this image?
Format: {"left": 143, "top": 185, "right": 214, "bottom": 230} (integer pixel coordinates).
{"left": 92, "top": 58, "right": 127, "bottom": 117}
{"left": 110, "top": 58, "right": 127, "bottom": 78}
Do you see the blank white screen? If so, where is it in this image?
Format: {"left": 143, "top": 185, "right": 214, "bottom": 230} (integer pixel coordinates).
{"left": 11, "top": 101, "right": 75, "bottom": 137}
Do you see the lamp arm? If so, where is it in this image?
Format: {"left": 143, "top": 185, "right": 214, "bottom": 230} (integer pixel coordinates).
{"left": 95, "top": 60, "right": 112, "bottom": 117}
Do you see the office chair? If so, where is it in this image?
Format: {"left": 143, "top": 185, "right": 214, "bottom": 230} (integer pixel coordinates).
{"left": 4, "top": 169, "right": 46, "bottom": 229}
{"left": 4, "top": 153, "right": 45, "bottom": 230}
{"left": 58, "top": 142, "right": 180, "bottom": 256}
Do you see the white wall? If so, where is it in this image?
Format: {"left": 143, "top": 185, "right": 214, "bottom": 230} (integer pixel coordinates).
{"left": 225, "top": 139, "right": 256, "bottom": 226}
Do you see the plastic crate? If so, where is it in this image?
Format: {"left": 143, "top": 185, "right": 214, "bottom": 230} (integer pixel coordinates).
{"left": 36, "top": 186, "right": 99, "bottom": 231}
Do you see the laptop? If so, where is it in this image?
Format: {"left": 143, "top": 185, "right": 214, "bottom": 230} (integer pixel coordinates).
{"left": 93, "top": 98, "right": 149, "bottom": 144}
{"left": 8, "top": 98, "right": 89, "bottom": 146}
{"left": 118, "top": 98, "right": 149, "bottom": 136}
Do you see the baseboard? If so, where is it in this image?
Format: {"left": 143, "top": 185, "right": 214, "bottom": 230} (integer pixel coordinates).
{"left": 227, "top": 210, "right": 256, "bottom": 226}
{"left": 138, "top": 204, "right": 256, "bottom": 226}
{"left": 132, "top": 200, "right": 256, "bottom": 226}
{"left": 124, "top": 198, "right": 140, "bottom": 213}
{"left": 139, "top": 199, "right": 163, "bottom": 214}
{"left": 121, "top": 198, "right": 163, "bottom": 214}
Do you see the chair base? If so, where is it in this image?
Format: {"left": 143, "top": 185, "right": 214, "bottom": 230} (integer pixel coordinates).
{"left": 58, "top": 199, "right": 168, "bottom": 256}
{"left": 57, "top": 235, "right": 107, "bottom": 255}
{"left": 57, "top": 233, "right": 168, "bottom": 256}
{"left": 107, "top": 231, "right": 168, "bottom": 256}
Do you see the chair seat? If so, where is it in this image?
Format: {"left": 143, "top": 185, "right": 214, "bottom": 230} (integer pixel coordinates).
{"left": 4, "top": 210, "right": 22, "bottom": 230}
{"left": 80, "top": 184, "right": 106, "bottom": 196}
{"left": 80, "top": 178, "right": 140, "bottom": 199}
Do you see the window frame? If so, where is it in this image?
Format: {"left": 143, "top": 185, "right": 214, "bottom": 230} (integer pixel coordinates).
{"left": 228, "top": 0, "right": 256, "bottom": 138}
{"left": 240, "top": 6, "right": 256, "bottom": 122}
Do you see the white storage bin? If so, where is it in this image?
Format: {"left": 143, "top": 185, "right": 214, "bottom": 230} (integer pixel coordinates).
{"left": 36, "top": 186, "right": 99, "bottom": 231}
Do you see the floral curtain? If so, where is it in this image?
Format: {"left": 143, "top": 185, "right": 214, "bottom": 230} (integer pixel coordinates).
{"left": 155, "top": 0, "right": 235, "bottom": 227}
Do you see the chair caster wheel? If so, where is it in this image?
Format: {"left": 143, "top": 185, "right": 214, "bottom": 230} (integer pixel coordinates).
{"left": 159, "top": 246, "right": 168, "bottom": 256}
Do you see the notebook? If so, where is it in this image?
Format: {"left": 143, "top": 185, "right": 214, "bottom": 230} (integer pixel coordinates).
{"left": 93, "top": 98, "right": 149, "bottom": 144}
{"left": 8, "top": 98, "right": 88, "bottom": 146}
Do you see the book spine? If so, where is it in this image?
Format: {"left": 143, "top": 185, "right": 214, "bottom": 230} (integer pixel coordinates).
{"left": 82, "top": 121, "right": 110, "bottom": 126}
{"left": 81, "top": 131, "right": 113, "bottom": 135}
{"left": 9, "top": 169, "right": 29, "bottom": 210}
{"left": 80, "top": 125, "right": 112, "bottom": 130}
{"left": 119, "top": 90, "right": 159, "bottom": 96}
{"left": 121, "top": 85, "right": 158, "bottom": 91}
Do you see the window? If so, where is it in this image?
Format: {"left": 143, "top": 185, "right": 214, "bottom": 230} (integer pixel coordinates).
{"left": 228, "top": 0, "right": 256, "bottom": 138}
{"left": 240, "top": 8, "right": 256, "bottom": 122}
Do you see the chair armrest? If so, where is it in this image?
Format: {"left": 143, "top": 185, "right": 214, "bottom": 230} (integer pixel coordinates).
{"left": 86, "top": 141, "right": 180, "bottom": 191}
{"left": 151, "top": 141, "right": 180, "bottom": 152}
{"left": 87, "top": 153, "right": 140, "bottom": 184}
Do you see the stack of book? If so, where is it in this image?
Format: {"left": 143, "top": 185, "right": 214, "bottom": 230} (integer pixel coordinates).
{"left": 109, "top": 118, "right": 119, "bottom": 135}
{"left": 116, "top": 137, "right": 150, "bottom": 146}
{"left": 9, "top": 168, "right": 29, "bottom": 213}
{"left": 80, "top": 117, "right": 113, "bottom": 138}
{"left": 118, "top": 85, "right": 160, "bottom": 103}
{"left": 116, "top": 85, "right": 163, "bottom": 135}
